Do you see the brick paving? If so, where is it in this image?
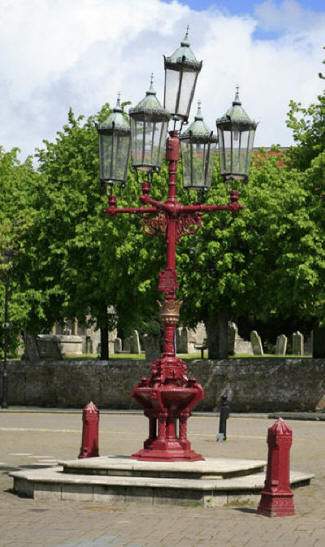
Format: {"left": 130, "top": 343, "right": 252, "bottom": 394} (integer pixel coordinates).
{"left": 1, "top": 411, "right": 325, "bottom": 546}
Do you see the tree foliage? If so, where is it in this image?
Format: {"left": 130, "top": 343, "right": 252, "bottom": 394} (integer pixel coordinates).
{"left": 0, "top": 147, "right": 40, "bottom": 354}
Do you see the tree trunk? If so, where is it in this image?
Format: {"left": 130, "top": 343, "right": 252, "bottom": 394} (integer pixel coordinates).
{"left": 100, "top": 325, "right": 109, "bottom": 360}
{"left": 205, "top": 310, "right": 229, "bottom": 359}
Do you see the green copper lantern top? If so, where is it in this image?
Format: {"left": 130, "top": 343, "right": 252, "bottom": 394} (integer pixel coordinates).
{"left": 181, "top": 102, "right": 218, "bottom": 143}
{"left": 98, "top": 95, "right": 130, "bottom": 135}
{"left": 217, "top": 88, "right": 257, "bottom": 130}
{"left": 164, "top": 28, "right": 202, "bottom": 71}
{"left": 129, "top": 75, "right": 170, "bottom": 122}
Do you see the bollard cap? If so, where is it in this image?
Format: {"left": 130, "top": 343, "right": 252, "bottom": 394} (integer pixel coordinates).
{"left": 82, "top": 401, "right": 99, "bottom": 414}
{"left": 268, "top": 418, "right": 292, "bottom": 445}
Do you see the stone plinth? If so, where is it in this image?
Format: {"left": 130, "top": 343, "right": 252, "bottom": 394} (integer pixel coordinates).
{"left": 10, "top": 456, "right": 313, "bottom": 507}
{"left": 55, "top": 335, "right": 83, "bottom": 356}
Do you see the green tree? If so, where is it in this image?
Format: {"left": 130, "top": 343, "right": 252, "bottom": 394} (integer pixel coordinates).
{"left": 24, "top": 106, "right": 166, "bottom": 358}
{"left": 177, "top": 149, "right": 325, "bottom": 357}
{"left": 0, "top": 147, "right": 40, "bottom": 355}
{"left": 286, "top": 52, "right": 325, "bottom": 171}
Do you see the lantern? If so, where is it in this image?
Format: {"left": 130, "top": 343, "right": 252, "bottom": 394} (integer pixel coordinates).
{"left": 129, "top": 76, "right": 170, "bottom": 174}
{"left": 163, "top": 29, "right": 202, "bottom": 122}
{"left": 216, "top": 88, "right": 257, "bottom": 181}
{"left": 180, "top": 102, "right": 218, "bottom": 191}
{"left": 98, "top": 95, "right": 131, "bottom": 186}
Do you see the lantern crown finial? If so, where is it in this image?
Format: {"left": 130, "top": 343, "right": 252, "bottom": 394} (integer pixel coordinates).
{"left": 181, "top": 25, "right": 190, "bottom": 47}
{"left": 233, "top": 86, "right": 241, "bottom": 106}
{"left": 129, "top": 77, "right": 170, "bottom": 121}
{"left": 195, "top": 100, "right": 203, "bottom": 121}
{"left": 147, "top": 73, "right": 156, "bottom": 96}
{"left": 99, "top": 93, "right": 130, "bottom": 133}
{"left": 166, "top": 30, "right": 200, "bottom": 66}
{"left": 114, "top": 92, "right": 122, "bottom": 111}
{"left": 181, "top": 102, "right": 216, "bottom": 142}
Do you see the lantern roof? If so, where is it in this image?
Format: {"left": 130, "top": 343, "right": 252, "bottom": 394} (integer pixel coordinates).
{"left": 129, "top": 75, "right": 170, "bottom": 122}
{"left": 98, "top": 94, "right": 130, "bottom": 134}
{"left": 181, "top": 102, "right": 218, "bottom": 143}
{"left": 164, "top": 28, "right": 202, "bottom": 71}
{"left": 217, "top": 88, "right": 257, "bottom": 129}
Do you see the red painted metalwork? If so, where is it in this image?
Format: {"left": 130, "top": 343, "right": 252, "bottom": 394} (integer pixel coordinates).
{"left": 103, "top": 131, "right": 242, "bottom": 461}
{"left": 78, "top": 401, "right": 99, "bottom": 459}
{"left": 257, "top": 418, "right": 295, "bottom": 517}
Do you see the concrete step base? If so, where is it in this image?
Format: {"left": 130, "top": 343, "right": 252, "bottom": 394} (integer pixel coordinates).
{"left": 10, "top": 456, "right": 313, "bottom": 508}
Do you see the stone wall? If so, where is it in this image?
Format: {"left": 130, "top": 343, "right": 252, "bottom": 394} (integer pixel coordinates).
{"left": 1, "top": 358, "right": 325, "bottom": 412}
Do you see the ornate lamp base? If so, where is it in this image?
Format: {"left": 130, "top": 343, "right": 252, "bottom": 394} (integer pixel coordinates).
{"left": 131, "top": 371, "right": 204, "bottom": 462}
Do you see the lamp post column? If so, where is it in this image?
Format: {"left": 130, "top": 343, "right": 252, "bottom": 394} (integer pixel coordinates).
{"left": 1, "top": 268, "right": 10, "bottom": 409}
{"left": 161, "top": 130, "right": 180, "bottom": 360}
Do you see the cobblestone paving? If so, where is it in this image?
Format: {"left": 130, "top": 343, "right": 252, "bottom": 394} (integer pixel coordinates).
{"left": 1, "top": 411, "right": 325, "bottom": 546}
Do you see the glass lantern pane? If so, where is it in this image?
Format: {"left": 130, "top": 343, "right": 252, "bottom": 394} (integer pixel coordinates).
{"left": 223, "top": 129, "right": 232, "bottom": 175}
{"left": 231, "top": 125, "right": 241, "bottom": 175}
{"left": 246, "top": 128, "right": 256, "bottom": 176}
{"left": 164, "top": 68, "right": 180, "bottom": 115}
{"left": 177, "top": 70, "right": 196, "bottom": 119}
{"left": 99, "top": 133, "right": 113, "bottom": 181}
{"left": 181, "top": 140, "right": 192, "bottom": 188}
{"left": 131, "top": 119, "right": 144, "bottom": 168}
{"left": 237, "top": 129, "right": 249, "bottom": 176}
{"left": 205, "top": 141, "right": 217, "bottom": 188}
{"left": 151, "top": 121, "right": 168, "bottom": 168}
{"left": 191, "top": 143, "right": 205, "bottom": 188}
{"left": 143, "top": 121, "right": 153, "bottom": 167}
{"left": 112, "top": 133, "right": 130, "bottom": 182}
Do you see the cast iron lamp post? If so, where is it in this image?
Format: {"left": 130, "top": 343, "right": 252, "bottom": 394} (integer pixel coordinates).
{"left": 98, "top": 32, "right": 256, "bottom": 461}
{"left": 1, "top": 249, "right": 14, "bottom": 409}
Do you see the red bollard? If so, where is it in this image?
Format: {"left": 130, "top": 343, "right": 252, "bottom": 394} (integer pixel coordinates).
{"left": 257, "top": 418, "right": 295, "bottom": 517}
{"left": 78, "top": 401, "right": 99, "bottom": 458}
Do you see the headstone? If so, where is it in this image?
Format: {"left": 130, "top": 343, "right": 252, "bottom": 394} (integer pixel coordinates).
{"left": 114, "top": 337, "right": 122, "bottom": 353}
{"left": 228, "top": 322, "right": 238, "bottom": 355}
{"left": 228, "top": 322, "right": 253, "bottom": 356}
{"left": 304, "top": 334, "right": 312, "bottom": 355}
{"left": 131, "top": 330, "right": 141, "bottom": 354}
{"left": 85, "top": 335, "right": 93, "bottom": 354}
{"left": 176, "top": 327, "right": 189, "bottom": 353}
{"left": 313, "top": 327, "right": 325, "bottom": 358}
{"left": 143, "top": 333, "right": 160, "bottom": 361}
{"left": 275, "top": 334, "right": 287, "bottom": 356}
{"left": 123, "top": 330, "right": 141, "bottom": 354}
{"left": 24, "top": 334, "right": 40, "bottom": 361}
{"left": 36, "top": 335, "right": 62, "bottom": 359}
{"left": 250, "top": 330, "right": 264, "bottom": 355}
{"left": 292, "top": 331, "right": 304, "bottom": 356}
{"left": 123, "top": 337, "right": 131, "bottom": 353}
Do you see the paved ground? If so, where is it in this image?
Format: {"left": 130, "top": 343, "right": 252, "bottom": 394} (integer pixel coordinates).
{"left": 1, "top": 410, "right": 325, "bottom": 546}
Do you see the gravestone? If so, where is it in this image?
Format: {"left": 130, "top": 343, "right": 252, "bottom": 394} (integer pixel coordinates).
{"left": 176, "top": 327, "right": 189, "bottom": 353}
{"left": 143, "top": 333, "right": 160, "bottom": 361}
{"left": 114, "top": 338, "right": 122, "bottom": 353}
{"left": 313, "top": 327, "right": 325, "bottom": 358}
{"left": 228, "top": 322, "right": 238, "bottom": 355}
{"left": 124, "top": 330, "right": 141, "bottom": 354}
{"left": 24, "top": 335, "right": 40, "bottom": 361}
{"left": 292, "top": 331, "right": 304, "bottom": 356}
{"left": 250, "top": 330, "right": 264, "bottom": 355}
{"left": 275, "top": 334, "right": 287, "bottom": 356}
{"left": 131, "top": 330, "right": 141, "bottom": 354}
{"left": 228, "top": 322, "right": 253, "bottom": 355}
{"left": 37, "top": 335, "right": 62, "bottom": 359}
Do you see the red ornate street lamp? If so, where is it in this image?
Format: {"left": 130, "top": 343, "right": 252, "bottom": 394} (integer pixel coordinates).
{"left": 98, "top": 32, "right": 256, "bottom": 461}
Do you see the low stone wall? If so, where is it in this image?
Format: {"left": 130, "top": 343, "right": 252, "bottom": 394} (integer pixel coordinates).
{"left": 1, "top": 358, "right": 325, "bottom": 412}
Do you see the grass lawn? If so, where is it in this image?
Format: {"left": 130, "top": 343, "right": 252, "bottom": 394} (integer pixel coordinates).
{"left": 63, "top": 352, "right": 312, "bottom": 360}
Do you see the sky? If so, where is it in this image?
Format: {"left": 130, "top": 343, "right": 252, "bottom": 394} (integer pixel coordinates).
{"left": 0, "top": 0, "right": 324, "bottom": 160}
